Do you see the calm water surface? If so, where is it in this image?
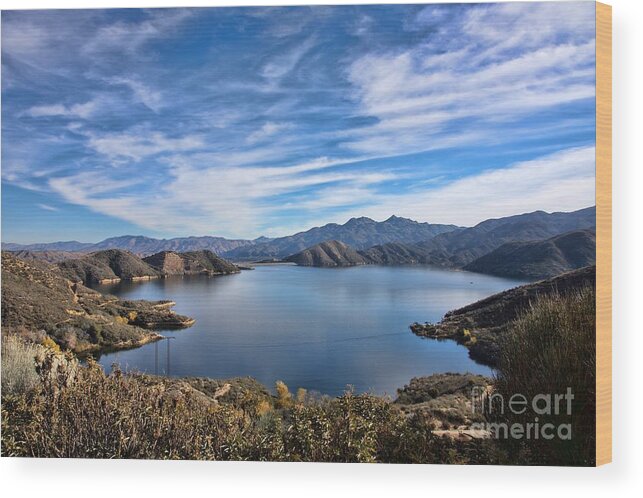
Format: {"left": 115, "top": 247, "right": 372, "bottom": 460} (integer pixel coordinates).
{"left": 95, "top": 265, "right": 523, "bottom": 396}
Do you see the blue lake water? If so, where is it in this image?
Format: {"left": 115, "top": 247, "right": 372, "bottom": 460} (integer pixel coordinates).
{"left": 95, "top": 265, "right": 523, "bottom": 397}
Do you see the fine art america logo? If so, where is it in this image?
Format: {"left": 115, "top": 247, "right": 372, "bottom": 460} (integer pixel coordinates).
{"left": 470, "top": 387, "right": 575, "bottom": 440}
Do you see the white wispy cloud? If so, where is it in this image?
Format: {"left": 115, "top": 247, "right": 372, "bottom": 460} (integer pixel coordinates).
{"left": 46, "top": 144, "right": 594, "bottom": 238}
{"left": 86, "top": 131, "right": 204, "bottom": 162}
{"left": 24, "top": 100, "right": 98, "bottom": 119}
{"left": 37, "top": 203, "right": 59, "bottom": 211}
{"left": 345, "top": 2, "right": 595, "bottom": 156}
{"left": 2, "top": 4, "right": 597, "bottom": 240}
{"left": 1, "top": 11, "right": 98, "bottom": 72}
{"left": 47, "top": 152, "right": 395, "bottom": 236}
{"left": 246, "top": 122, "right": 294, "bottom": 144}
{"left": 338, "top": 146, "right": 596, "bottom": 227}
{"left": 107, "top": 77, "right": 164, "bottom": 112}
{"left": 82, "top": 9, "right": 193, "bottom": 57}
{"left": 261, "top": 36, "right": 316, "bottom": 83}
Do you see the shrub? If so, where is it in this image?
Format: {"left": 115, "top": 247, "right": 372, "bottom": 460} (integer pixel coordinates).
{"left": 1, "top": 335, "right": 43, "bottom": 395}
{"left": 255, "top": 399, "right": 272, "bottom": 417}
{"left": 1, "top": 351, "right": 499, "bottom": 463}
{"left": 59, "top": 328, "right": 78, "bottom": 350}
{"left": 492, "top": 287, "right": 596, "bottom": 466}
{"left": 275, "top": 380, "right": 292, "bottom": 409}
{"left": 41, "top": 336, "right": 61, "bottom": 353}
{"left": 87, "top": 323, "right": 103, "bottom": 344}
{"left": 296, "top": 387, "right": 308, "bottom": 404}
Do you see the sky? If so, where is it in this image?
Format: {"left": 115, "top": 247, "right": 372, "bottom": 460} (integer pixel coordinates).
{"left": 1, "top": 2, "right": 596, "bottom": 244}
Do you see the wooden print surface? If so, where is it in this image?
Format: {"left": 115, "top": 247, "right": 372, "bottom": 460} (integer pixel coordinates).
{"left": 0, "top": 2, "right": 611, "bottom": 465}
{"left": 596, "top": 1, "right": 612, "bottom": 467}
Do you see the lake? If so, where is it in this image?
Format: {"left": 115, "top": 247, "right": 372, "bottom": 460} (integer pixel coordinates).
{"left": 94, "top": 265, "right": 523, "bottom": 397}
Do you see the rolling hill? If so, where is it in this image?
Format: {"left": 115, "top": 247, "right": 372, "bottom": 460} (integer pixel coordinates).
{"left": 4, "top": 207, "right": 595, "bottom": 279}
{"left": 57, "top": 249, "right": 161, "bottom": 284}
{"left": 410, "top": 265, "right": 596, "bottom": 366}
{"left": 143, "top": 250, "right": 239, "bottom": 275}
{"left": 284, "top": 240, "right": 370, "bottom": 267}
{"left": 7, "top": 250, "right": 85, "bottom": 264}
{"left": 463, "top": 229, "right": 596, "bottom": 279}
{"left": 1, "top": 215, "right": 456, "bottom": 260}
{"left": 1, "top": 241, "right": 95, "bottom": 252}
{"left": 56, "top": 249, "right": 241, "bottom": 285}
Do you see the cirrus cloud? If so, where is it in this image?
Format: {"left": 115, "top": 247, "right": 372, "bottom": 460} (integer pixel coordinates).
{"left": 2, "top": 3, "right": 597, "bottom": 241}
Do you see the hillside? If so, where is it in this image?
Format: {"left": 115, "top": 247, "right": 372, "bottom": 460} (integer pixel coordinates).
{"left": 55, "top": 249, "right": 241, "bottom": 285}
{"left": 58, "top": 249, "right": 161, "bottom": 285}
{"left": 410, "top": 265, "right": 596, "bottom": 366}
{"left": 144, "top": 250, "right": 239, "bottom": 275}
{"left": 463, "top": 229, "right": 596, "bottom": 279}
{"left": 8, "top": 250, "right": 85, "bottom": 264}
{"left": 360, "top": 241, "right": 443, "bottom": 266}
{"left": 225, "top": 216, "right": 459, "bottom": 260}
{"left": 364, "top": 206, "right": 595, "bottom": 268}
{"left": 1, "top": 252, "right": 194, "bottom": 353}
{"left": 284, "top": 240, "right": 370, "bottom": 267}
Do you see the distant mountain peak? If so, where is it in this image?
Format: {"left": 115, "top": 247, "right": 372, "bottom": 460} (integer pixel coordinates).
{"left": 384, "top": 214, "right": 415, "bottom": 224}
{"left": 345, "top": 216, "right": 375, "bottom": 225}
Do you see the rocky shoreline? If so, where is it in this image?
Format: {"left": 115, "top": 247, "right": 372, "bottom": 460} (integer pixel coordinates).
{"left": 1, "top": 252, "right": 197, "bottom": 355}
{"left": 410, "top": 266, "right": 596, "bottom": 366}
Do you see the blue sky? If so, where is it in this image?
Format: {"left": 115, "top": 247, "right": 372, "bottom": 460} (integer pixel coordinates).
{"left": 1, "top": 3, "right": 596, "bottom": 243}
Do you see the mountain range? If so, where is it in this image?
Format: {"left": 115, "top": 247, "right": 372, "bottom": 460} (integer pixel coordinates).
{"left": 1, "top": 235, "right": 259, "bottom": 257}
{"left": 362, "top": 207, "right": 596, "bottom": 269}
{"left": 3, "top": 207, "right": 596, "bottom": 280}
{"left": 223, "top": 216, "right": 459, "bottom": 260}
{"left": 283, "top": 207, "right": 596, "bottom": 279}
{"left": 1, "top": 215, "right": 458, "bottom": 259}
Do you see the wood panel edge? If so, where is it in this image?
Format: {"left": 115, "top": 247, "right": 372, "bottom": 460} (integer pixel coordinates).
{"left": 595, "top": 0, "right": 612, "bottom": 467}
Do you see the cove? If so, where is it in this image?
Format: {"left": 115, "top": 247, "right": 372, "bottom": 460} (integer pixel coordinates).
{"left": 94, "top": 265, "right": 524, "bottom": 396}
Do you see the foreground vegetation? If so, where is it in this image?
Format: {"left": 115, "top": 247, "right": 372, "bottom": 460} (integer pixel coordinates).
{"left": 494, "top": 286, "right": 596, "bottom": 465}
{"left": 1, "top": 339, "right": 499, "bottom": 463}
{"left": 1, "top": 287, "right": 595, "bottom": 464}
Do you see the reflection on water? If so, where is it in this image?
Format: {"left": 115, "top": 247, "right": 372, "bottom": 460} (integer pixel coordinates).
{"left": 95, "top": 265, "right": 523, "bottom": 396}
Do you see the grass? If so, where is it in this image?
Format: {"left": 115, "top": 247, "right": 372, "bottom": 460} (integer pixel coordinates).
{"left": 1, "top": 335, "right": 43, "bottom": 395}
{"left": 493, "top": 286, "right": 596, "bottom": 465}
{"left": 1, "top": 348, "right": 500, "bottom": 463}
